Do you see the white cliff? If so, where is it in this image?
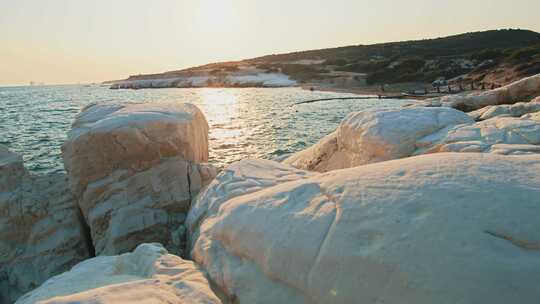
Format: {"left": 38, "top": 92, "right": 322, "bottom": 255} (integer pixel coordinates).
{"left": 110, "top": 73, "right": 297, "bottom": 89}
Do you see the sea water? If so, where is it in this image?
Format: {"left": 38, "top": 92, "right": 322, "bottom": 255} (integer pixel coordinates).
{"left": 0, "top": 85, "right": 407, "bottom": 174}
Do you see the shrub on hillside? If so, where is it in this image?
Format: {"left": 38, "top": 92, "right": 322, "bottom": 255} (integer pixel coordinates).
{"left": 471, "top": 49, "right": 504, "bottom": 61}
{"left": 336, "top": 60, "right": 389, "bottom": 73}
{"left": 508, "top": 45, "right": 540, "bottom": 61}
{"left": 324, "top": 58, "right": 348, "bottom": 66}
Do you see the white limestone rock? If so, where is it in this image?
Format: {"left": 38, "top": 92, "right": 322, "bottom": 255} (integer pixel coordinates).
{"left": 186, "top": 159, "right": 316, "bottom": 249}
{"left": 189, "top": 154, "right": 540, "bottom": 304}
{"left": 0, "top": 145, "right": 27, "bottom": 192}
{"left": 415, "top": 113, "right": 540, "bottom": 155}
{"left": 16, "top": 243, "right": 222, "bottom": 304}
{"left": 0, "top": 147, "right": 91, "bottom": 304}
{"left": 62, "top": 102, "right": 209, "bottom": 196}
{"left": 284, "top": 107, "right": 473, "bottom": 172}
{"left": 81, "top": 157, "right": 217, "bottom": 256}
{"left": 419, "top": 73, "right": 540, "bottom": 111}
{"left": 62, "top": 102, "right": 216, "bottom": 256}
{"left": 468, "top": 96, "right": 540, "bottom": 121}
{"left": 490, "top": 143, "right": 540, "bottom": 155}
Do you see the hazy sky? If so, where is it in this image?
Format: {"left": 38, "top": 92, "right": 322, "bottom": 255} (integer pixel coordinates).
{"left": 1, "top": 0, "right": 539, "bottom": 85}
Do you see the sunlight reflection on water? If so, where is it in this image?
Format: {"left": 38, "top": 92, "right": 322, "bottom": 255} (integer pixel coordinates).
{"left": 0, "top": 85, "right": 408, "bottom": 174}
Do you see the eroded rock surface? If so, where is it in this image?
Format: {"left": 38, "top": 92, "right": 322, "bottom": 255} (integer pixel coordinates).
{"left": 81, "top": 157, "right": 216, "bottom": 256}
{"left": 284, "top": 107, "right": 472, "bottom": 172}
{"left": 416, "top": 112, "right": 540, "bottom": 155}
{"left": 16, "top": 243, "right": 222, "bottom": 304}
{"left": 62, "top": 102, "right": 216, "bottom": 256}
{"left": 187, "top": 159, "right": 316, "bottom": 248}
{"left": 418, "top": 73, "right": 540, "bottom": 111}
{"left": 468, "top": 96, "right": 540, "bottom": 121}
{"left": 189, "top": 154, "right": 540, "bottom": 304}
{"left": 0, "top": 146, "right": 90, "bottom": 303}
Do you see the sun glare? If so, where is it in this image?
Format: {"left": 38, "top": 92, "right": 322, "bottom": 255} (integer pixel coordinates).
{"left": 195, "top": 0, "right": 237, "bottom": 28}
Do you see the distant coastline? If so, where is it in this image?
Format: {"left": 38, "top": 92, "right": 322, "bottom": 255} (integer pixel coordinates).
{"left": 105, "top": 29, "right": 540, "bottom": 96}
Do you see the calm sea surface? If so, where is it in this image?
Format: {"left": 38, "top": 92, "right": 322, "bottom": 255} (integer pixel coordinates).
{"left": 0, "top": 85, "right": 407, "bottom": 174}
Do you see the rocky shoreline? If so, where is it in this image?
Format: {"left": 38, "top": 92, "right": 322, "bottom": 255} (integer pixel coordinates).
{"left": 2, "top": 74, "right": 540, "bottom": 303}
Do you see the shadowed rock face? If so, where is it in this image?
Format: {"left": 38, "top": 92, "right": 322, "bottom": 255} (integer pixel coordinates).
{"left": 0, "top": 146, "right": 91, "bottom": 304}
{"left": 284, "top": 107, "right": 473, "bottom": 172}
{"left": 62, "top": 102, "right": 216, "bottom": 256}
{"left": 0, "top": 145, "right": 27, "bottom": 192}
{"left": 80, "top": 157, "right": 217, "bottom": 256}
{"left": 16, "top": 243, "right": 222, "bottom": 304}
{"left": 188, "top": 154, "right": 540, "bottom": 304}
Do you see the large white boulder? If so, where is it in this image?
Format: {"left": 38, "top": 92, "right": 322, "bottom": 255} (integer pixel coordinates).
{"left": 62, "top": 102, "right": 209, "bottom": 196}
{"left": 416, "top": 112, "right": 540, "bottom": 155}
{"left": 62, "top": 102, "right": 216, "bottom": 256}
{"left": 468, "top": 96, "right": 540, "bottom": 121}
{"left": 189, "top": 154, "right": 540, "bottom": 304}
{"left": 0, "top": 147, "right": 91, "bottom": 303}
{"left": 16, "top": 243, "right": 222, "bottom": 304}
{"left": 419, "top": 73, "right": 540, "bottom": 111}
{"left": 284, "top": 107, "right": 473, "bottom": 172}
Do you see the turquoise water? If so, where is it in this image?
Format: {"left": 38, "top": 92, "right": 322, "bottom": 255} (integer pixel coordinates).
{"left": 0, "top": 85, "right": 407, "bottom": 174}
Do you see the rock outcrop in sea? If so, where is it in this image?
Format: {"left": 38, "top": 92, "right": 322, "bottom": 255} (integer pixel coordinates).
{"left": 3, "top": 73, "right": 540, "bottom": 303}
{"left": 62, "top": 102, "right": 216, "bottom": 256}
{"left": 283, "top": 107, "right": 473, "bottom": 171}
